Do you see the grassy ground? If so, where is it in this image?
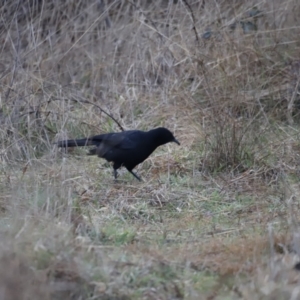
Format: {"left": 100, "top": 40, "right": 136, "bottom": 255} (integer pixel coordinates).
{"left": 1, "top": 0, "right": 300, "bottom": 299}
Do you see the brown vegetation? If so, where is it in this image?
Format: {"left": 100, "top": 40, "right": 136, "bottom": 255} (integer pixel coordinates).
{"left": 1, "top": 0, "right": 300, "bottom": 299}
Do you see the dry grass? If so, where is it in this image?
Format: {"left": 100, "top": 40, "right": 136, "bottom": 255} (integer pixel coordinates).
{"left": 1, "top": 0, "right": 300, "bottom": 299}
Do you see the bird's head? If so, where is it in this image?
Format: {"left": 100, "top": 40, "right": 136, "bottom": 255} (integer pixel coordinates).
{"left": 153, "top": 127, "right": 180, "bottom": 146}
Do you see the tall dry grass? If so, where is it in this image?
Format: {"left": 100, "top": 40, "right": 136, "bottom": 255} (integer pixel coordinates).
{"left": 1, "top": 0, "right": 300, "bottom": 298}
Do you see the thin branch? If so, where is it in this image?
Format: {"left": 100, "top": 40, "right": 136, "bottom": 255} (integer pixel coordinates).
{"left": 52, "top": 97, "right": 124, "bottom": 132}
{"left": 181, "top": 0, "right": 200, "bottom": 44}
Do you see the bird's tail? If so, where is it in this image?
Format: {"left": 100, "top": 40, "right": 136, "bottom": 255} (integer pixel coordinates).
{"left": 56, "top": 138, "right": 94, "bottom": 147}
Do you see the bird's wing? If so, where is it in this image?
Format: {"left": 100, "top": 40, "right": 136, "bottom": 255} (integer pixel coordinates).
{"left": 91, "top": 131, "right": 140, "bottom": 157}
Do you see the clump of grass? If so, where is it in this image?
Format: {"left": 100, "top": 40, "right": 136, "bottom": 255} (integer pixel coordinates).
{"left": 1, "top": 0, "right": 300, "bottom": 298}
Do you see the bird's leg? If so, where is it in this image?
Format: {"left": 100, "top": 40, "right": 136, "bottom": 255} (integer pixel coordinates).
{"left": 127, "top": 169, "right": 142, "bottom": 181}
{"left": 113, "top": 169, "right": 118, "bottom": 180}
{"left": 113, "top": 162, "right": 121, "bottom": 181}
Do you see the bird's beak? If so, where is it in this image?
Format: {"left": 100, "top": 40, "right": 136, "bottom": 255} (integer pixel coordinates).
{"left": 173, "top": 138, "right": 180, "bottom": 145}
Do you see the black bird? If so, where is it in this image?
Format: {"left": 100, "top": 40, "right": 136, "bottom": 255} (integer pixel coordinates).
{"left": 56, "top": 127, "right": 180, "bottom": 181}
